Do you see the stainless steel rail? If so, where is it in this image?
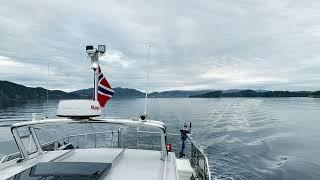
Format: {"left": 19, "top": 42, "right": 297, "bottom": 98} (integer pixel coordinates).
{"left": 41, "top": 130, "right": 120, "bottom": 149}
{"left": 1, "top": 127, "right": 159, "bottom": 163}
{"left": 137, "top": 130, "right": 211, "bottom": 180}
{"left": 2, "top": 118, "right": 211, "bottom": 179}
{"left": 187, "top": 135, "right": 211, "bottom": 180}
{"left": 9, "top": 118, "right": 168, "bottom": 160}
{"left": 0, "top": 152, "right": 21, "bottom": 163}
{"left": 0, "top": 130, "right": 120, "bottom": 164}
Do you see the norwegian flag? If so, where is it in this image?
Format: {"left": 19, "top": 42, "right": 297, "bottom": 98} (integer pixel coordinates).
{"left": 97, "top": 66, "right": 114, "bottom": 107}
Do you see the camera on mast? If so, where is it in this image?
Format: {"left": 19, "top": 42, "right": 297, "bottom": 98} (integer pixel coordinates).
{"left": 98, "top": 45, "right": 106, "bottom": 55}
{"left": 86, "top": 45, "right": 96, "bottom": 57}
{"left": 86, "top": 45, "right": 106, "bottom": 70}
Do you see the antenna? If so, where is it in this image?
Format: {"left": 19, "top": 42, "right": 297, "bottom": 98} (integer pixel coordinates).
{"left": 143, "top": 44, "right": 151, "bottom": 117}
{"left": 47, "top": 64, "right": 49, "bottom": 102}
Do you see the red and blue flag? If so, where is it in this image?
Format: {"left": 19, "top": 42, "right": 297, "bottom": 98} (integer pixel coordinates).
{"left": 97, "top": 66, "right": 114, "bottom": 107}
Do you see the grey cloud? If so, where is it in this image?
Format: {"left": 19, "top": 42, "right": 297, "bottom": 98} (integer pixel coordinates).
{"left": 0, "top": 0, "right": 320, "bottom": 91}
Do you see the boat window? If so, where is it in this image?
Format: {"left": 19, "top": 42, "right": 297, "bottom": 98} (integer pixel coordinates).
{"left": 34, "top": 124, "right": 121, "bottom": 151}
{"left": 6, "top": 162, "right": 112, "bottom": 180}
{"left": 17, "top": 127, "right": 38, "bottom": 155}
{"left": 136, "top": 127, "right": 162, "bottom": 151}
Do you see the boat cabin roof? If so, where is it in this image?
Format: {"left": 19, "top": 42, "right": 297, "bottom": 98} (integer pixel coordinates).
{"left": 1, "top": 148, "right": 178, "bottom": 180}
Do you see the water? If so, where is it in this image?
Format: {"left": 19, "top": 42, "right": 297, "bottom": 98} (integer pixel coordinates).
{"left": 1, "top": 98, "right": 320, "bottom": 179}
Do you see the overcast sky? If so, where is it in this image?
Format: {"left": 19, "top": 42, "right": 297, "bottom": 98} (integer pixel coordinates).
{"left": 1, "top": 0, "right": 320, "bottom": 92}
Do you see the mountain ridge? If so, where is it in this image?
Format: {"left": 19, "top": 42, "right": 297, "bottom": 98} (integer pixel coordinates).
{"left": 72, "top": 87, "right": 214, "bottom": 98}
{"left": 0, "top": 80, "right": 80, "bottom": 107}
{"left": 190, "top": 89, "right": 320, "bottom": 98}
{"left": 1, "top": 81, "right": 320, "bottom": 108}
{"left": 73, "top": 87, "right": 145, "bottom": 98}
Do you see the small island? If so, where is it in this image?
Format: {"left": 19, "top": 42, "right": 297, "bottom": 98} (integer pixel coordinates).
{"left": 190, "top": 90, "right": 320, "bottom": 98}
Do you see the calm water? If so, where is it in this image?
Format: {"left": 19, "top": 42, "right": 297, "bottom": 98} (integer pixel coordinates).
{"left": 1, "top": 98, "right": 320, "bottom": 180}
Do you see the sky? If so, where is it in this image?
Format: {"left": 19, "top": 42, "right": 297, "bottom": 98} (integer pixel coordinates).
{"left": 0, "top": 0, "right": 320, "bottom": 92}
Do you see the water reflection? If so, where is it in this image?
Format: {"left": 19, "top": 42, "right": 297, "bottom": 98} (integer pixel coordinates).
{"left": 1, "top": 98, "right": 320, "bottom": 180}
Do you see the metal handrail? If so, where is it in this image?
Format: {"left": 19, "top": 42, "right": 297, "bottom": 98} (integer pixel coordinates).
{"left": 2, "top": 125, "right": 164, "bottom": 164}
{"left": 3, "top": 119, "right": 211, "bottom": 179}
{"left": 41, "top": 131, "right": 118, "bottom": 148}
{"left": 0, "top": 152, "right": 21, "bottom": 164}
{"left": 187, "top": 135, "right": 211, "bottom": 180}
{"left": 2, "top": 129, "right": 170, "bottom": 164}
{"left": 10, "top": 118, "right": 168, "bottom": 160}
{"left": 0, "top": 130, "right": 120, "bottom": 164}
{"left": 137, "top": 130, "right": 211, "bottom": 180}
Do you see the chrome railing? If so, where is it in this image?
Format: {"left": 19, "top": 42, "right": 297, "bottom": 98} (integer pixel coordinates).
{"left": 41, "top": 129, "right": 122, "bottom": 150}
{"left": 0, "top": 152, "right": 21, "bottom": 164}
{"left": 1, "top": 128, "right": 123, "bottom": 164}
{"left": 187, "top": 135, "right": 211, "bottom": 180}
{"left": 1, "top": 126, "right": 211, "bottom": 180}
{"left": 137, "top": 129, "right": 211, "bottom": 180}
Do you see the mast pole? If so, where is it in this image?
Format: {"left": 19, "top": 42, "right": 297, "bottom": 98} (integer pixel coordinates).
{"left": 94, "top": 66, "right": 98, "bottom": 101}
{"left": 47, "top": 64, "right": 49, "bottom": 102}
{"left": 86, "top": 45, "right": 105, "bottom": 101}
{"left": 92, "top": 52, "right": 99, "bottom": 101}
{"left": 93, "top": 70, "right": 96, "bottom": 100}
{"left": 144, "top": 44, "right": 151, "bottom": 116}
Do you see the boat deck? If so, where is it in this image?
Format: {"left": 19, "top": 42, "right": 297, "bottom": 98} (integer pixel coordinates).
{"left": 0, "top": 148, "right": 178, "bottom": 180}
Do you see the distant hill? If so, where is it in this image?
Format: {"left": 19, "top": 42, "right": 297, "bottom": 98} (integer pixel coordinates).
{"left": 190, "top": 89, "right": 316, "bottom": 98}
{"left": 76, "top": 87, "right": 299, "bottom": 98}
{"left": 73, "top": 87, "right": 145, "bottom": 98}
{"left": 73, "top": 88, "right": 213, "bottom": 98}
{"left": 148, "top": 90, "right": 212, "bottom": 98}
{"left": 72, "top": 88, "right": 93, "bottom": 98}
{"left": 0, "top": 81, "right": 79, "bottom": 107}
{"left": 2, "top": 80, "right": 319, "bottom": 107}
{"left": 310, "top": 91, "right": 320, "bottom": 98}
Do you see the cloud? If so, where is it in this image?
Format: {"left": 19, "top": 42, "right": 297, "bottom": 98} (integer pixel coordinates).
{"left": 0, "top": 0, "right": 320, "bottom": 91}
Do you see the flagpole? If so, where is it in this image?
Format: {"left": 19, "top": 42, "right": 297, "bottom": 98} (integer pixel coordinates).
{"left": 47, "top": 64, "right": 49, "bottom": 102}
{"left": 93, "top": 70, "right": 96, "bottom": 100}
{"left": 94, "top": 67, "right": 98, "bottom": 101}
{"left": 86, "top": 45, "right": 106, "bottom": 102}
{"left": 93, "top": 52, "right": 99, "bottom": 101}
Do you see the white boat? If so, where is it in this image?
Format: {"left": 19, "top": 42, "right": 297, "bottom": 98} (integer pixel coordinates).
{"left": 0, "top": 45, "right": 211, "bottom": 180}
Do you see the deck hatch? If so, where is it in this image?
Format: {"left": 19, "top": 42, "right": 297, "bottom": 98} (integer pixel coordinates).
{"left": 7, "top": 162, "right": 112, "bottom": 180}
